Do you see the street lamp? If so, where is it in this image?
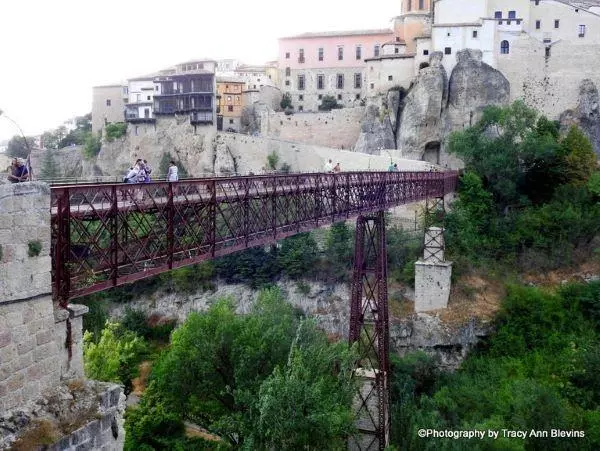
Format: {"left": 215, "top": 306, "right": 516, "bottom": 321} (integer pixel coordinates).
{"left": 0, "top": 108, "right": 33, "bottom": 180}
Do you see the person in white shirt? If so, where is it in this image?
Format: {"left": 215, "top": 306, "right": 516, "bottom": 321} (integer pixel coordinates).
{"left": 324, "top": 159, "right": 334, "bottom": 173}
{"left": 167, "top": 161, "right": 179, "bottom": 182}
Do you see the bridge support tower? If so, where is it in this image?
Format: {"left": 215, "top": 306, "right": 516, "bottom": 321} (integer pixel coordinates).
{"left": 348, "top": 211, "right": 390, "bottom": 450}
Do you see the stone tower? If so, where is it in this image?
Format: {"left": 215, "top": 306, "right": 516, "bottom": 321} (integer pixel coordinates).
{"left": 393, "top": 0, "right": 432, "bottom": 53}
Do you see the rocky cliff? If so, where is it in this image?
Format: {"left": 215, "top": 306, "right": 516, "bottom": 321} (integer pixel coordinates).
{"left": 353, "top": 99, "right": 396, "bottom": 154}
{"left": 560, "top": 78, "right": 600, "bottom": 156}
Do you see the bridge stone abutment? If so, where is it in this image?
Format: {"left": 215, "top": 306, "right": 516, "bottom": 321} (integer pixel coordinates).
{"left": 0, "top": 182, "right": 124, "bottom": 450}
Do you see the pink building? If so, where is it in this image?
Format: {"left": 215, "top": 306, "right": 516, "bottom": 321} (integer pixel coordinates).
{"left": 278, "top": 29, "right": 395, "bottom": 111}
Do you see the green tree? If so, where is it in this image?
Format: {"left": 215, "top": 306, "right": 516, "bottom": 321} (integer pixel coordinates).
{"left": 277, "top": 232, "right": 318, "bottom": 279}
{"left": 83, "top": 322, "right": 148, "bottom": 394}
{"left": 562, "top": 125, "right": 597, "bottom": 186}
{"left": 266, "top": 151, "right": 279, "bottom": 171}
{"left": 60, "top": 113, "right": 92, "bottom": 147}
{"left": 255, "top": 320, "right": 357, "bottom": 449}
{"left": 104, "top": 122, "right": 127, "bottom": 141}
{"left": 324, "top": 222, "right": 353, "bottom": 281}
{"left": 39, "top": 150, "right": 60, "bottom": 179}
{"left": 318, "top": 95, "right": 342, "bottom": 111}
{"left": 7, "top": 135, "right": 34, "bottom": 158}
{"left": 82, "top": 133, "right": 101, "bottom": 159}
{"left": 280, "top": 92, "right": 292, "bottom": 110}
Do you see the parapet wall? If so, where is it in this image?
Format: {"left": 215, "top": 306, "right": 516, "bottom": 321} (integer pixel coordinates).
{"left": 0, "top": 182, "right": 86, "bottom": 414}
{"left": 259, "top": 107, "right": 364, "bottom": 150}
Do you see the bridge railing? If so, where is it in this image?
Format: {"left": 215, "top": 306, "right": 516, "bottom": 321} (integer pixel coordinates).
{"left": 51, "top": 170, "right": 458, "bottom": 304}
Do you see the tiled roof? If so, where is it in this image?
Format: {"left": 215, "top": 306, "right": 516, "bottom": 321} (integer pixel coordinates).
{"left": 280, "top": 28, "right": 393, "bottom": 39}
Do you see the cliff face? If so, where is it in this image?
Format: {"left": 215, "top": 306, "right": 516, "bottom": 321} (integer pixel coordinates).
{"left": 353, "top": 101, "right": 396, "bottom": 154}
{"left": 560, "top": 79, "right": 600, "bottom": 156}
{"left": 358, "top": 49, "right": 512, "bottom": 168}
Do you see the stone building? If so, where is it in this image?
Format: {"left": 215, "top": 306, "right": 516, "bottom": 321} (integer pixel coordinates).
{"left": 278, "top": 29, "right": 395, "bottom": 112}
{"left": 234, "top": 64, "right": 276, "bottom": 91}
{"left": 91, "top": 84, "right": 126, "bottom": 136}
{"left": 217, "top": 77, "right": 245, "bottom": 132}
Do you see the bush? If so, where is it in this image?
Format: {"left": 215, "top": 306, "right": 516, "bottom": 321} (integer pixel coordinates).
{"left": 280, "top": 92, "right": 292, "bottom": 110}
{"left": 318, "top": 95, "right": 342, "bottom": 111}
{"left": 27, "top": 240, "right": 42, "bottom": 257}
{"left": 104, "top": 122, "right": 127, "bottom": 141}
{"left": 82, "top": 133, "right": 101, "bottom": 159}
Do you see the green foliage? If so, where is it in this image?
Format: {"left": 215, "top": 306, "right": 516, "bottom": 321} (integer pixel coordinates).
{"left": 256, "top": 320, "right": 357, "bottom": 449}
{"left": 562, "top": 125, "right": 597, "bottom": 185}
{"left": 80, "top": 294, "right": 108, "bottom": 343}
{"left": 588, "top": 171, "right": 600, "bottom": 197}
{"left": 40, "top": 150, "right": 60, "bottom": 179}
{"left": 318, "top": 95, "right": 342, "bottom": 112}
{"left": 266, "top": 151, "right": 279, "bottom": 171}
{"left": 280, "top": 92, "right": 292, "bottom": 110}
{"left": 446, "top": 102, "right": 600, "bottom": 270}
{"left": 83, "top": 133, "right": 101, "bottom": 159}
{"left": 277, "top": 232, "right": 318, "bottom": 279}
{"left": 215, "top": 246, "right": 279, "bottom": 288}
{"left": 386, "top": 226, "right": 422, "bottom": 287}
{"left": 121, "top": 307, "right": 152, "bottom": 339}
{"left": 323, "top": 222, "right": 353, "bottom": 281}
{"left": 7, "top": 135, "right": 34, "bottom": 159}
{"left": 27, "top": 240, "right": 42, "bottom": 257}
{"left": 104, "top": 122, "right": 127, "bottom": 141}
{"left": 159, "top": 262, "right": 215, "bottom": 293}
{"left": 279, "top": 162, "right": 291, "bottom": 173}
{"left": 83, "top": 322, "right": 148, "bottom": 394}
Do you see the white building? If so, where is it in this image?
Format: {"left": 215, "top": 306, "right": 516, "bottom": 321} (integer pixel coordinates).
{"left": 124, "top": 75, "right": 157, "bottom": 123}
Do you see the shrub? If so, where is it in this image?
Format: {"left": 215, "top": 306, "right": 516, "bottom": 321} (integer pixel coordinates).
{"left": 27, "top": 240, "right": 42, "bottom": 257}
{"left": 280, "top": 93, "right": 292, "bottom": 110}
{"left": 318, "top": 95, "right": 342, "bottom": 111}
{"left": 267, "top": 151, "right": 279, "bottom": 170}
{"left": 82, "top": 133, "right": 101, "bottom": 159}
{"left": 104, "top": 122, "right": 127, "bottom": 141}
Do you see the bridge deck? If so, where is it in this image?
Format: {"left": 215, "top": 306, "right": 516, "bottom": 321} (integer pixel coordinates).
{"left": 51, "top": 171, "right": 458, "bottom": 304}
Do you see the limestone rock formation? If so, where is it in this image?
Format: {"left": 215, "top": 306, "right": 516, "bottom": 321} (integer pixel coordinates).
{"left": 353, "top": 99, "right": 396, "bottom": 154}
{"left": 397, "top": 52, "right": 448, "bottom": 161}
{"left": 30, "top": 146, "right": 100, "bottom": 181}
{"left": 446, "top": 49, "right": 510, "bottom": 132}
{"left": 242, "top": 101, "right": 273, "bottom": 135}
{"left": 560, "top": 79, "right": 600, "bottom": 156}
{"left": 212, "top": 134, "right": 237, "bottom": 175}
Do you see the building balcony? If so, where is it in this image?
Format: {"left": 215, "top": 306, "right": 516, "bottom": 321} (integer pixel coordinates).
{"left": 298, "top": 57, "right": 305, "bottom": 63}
{"left": 124, "top": 112, "right": 155, "bottom": 123}
{"left": 154, "top": 106, "right": 213, "bottom": 115}
{"left": 190, "top": 111, "right": 214, "bottom": 125}
{"left": 155, "top": 90, "right": 213, "bottom": 97}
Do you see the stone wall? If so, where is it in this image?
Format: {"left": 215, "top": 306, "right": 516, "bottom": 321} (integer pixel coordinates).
{"left": 259, "top": 107, "right": 364, "bottom": 150}
{"left": 218, "top": 132, "right": 436, "bottom": 174}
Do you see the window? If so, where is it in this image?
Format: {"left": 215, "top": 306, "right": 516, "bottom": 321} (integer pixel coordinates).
{"left": 285, "top": 52, "right": 290, "bottom": 59}
{"left": 555, "top": 20, "right": 560, "bottom": 28}
{"left": 285, "top": 67, "right": 291, "bottom": 76}
{"left": 285, "top": 80, "right": 290, "bottom": 86}
{"left": 298, "top": 48, "right": 305, "bottom": 63}
{"left": 500, "top": 40, "right": 510, "bottom": 54}
{"left": 394, "top": 47, "right": 399, "bottom": 54}
{"left": 356, "top": 45, "right": 362, "bottom": 60}
{"left": 354, "top": 73, "right": 362, "bottom": 89}
{"left": 444, "top": 47, "right": 451, "bottom": 55}
{"left": 423, "top": 49, "right": 429, "bottom": 55}
{"left": 545, "top": 46, "right": 551, "bottom": 57}
{"left": 356, "top": 94, "right": 361, "bottom": 99}
{"left": 298, "top": 74, "right": 305, "bottom": 90}
{"left": 508, "top": 11, "right": 516, "bottom": 19}
{"left": 106, "top": 99, "right": 111, "bottom": 106}
{"left": 318, "top": 94, "right": 323, "bottom": 100}
{"left": 419, "top": 0, "right": 424, "bottom": 9}
{"left": 388, "top": 75, "right": 393, "bottom": 81}
{"left": 318, "top": 47, "right": 324, "bottom": 61}
{"left": 408, "top": 0, "right": 412, "bottom": 11}
{"left": 370, "top": 83, "right": 374, "bottom": 89}
{"left": 374, "top": 44, "right": 380, "bottom": 57}
{"left": 494, "top": 11, "right": 502, "bottom": 19}
{"left": 144, "top": 108, "right": 150, "bottom": 118}
{"left": 338, "top": 46, "right": 344, "bottom": 60}
{"left": 147, "top": 95, "right": 151, "bottom": 101}
{"left": 535, "top": 0, "right": 539, "bottom": 4}
{"left": 579, "top": 24, "right": 586, "bottom": 37}
{"left": 298, "top": 106, "right": 303, "bottom": 112}
{"left": 229, "top": 119, "right": 234, "bottom": 124}
{"left": 155, "top": 86, "right": 159, "bottom": 91}
{"left": 317, "top": 74, "right": 324, "bottom": 90}
{"left": 122, "top": 87, "right": 128, "bottom": 95}
{"left": 227, "top": 96, "right": 232, "bottom": 102}
{"left": 227, "top": 105, "right": 233, "bottom": 112}
{"left": 472, "top": 30, "right": 478, "bottom": 38}
{"left": 299, "top": 95, "right": 303, "bottom": 101}
{"left": 336, "top": 73, "right": 344, "bottom": 89}
{"left": 536, "top": 20, "right": 541, "bottom": 29}
{"left": 337, "top": 94, "right": 342, "bottom": 100}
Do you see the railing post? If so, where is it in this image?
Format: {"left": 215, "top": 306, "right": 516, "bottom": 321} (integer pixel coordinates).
{"left": 271, "top": 176, "right": 277, "bottom": 239}
{"left": 345, "top": 173, "right": 350, "bottom": 218}
{"left": 209, "top": 179, "right": 216, "bottom": 258}
{"left": 331, "top": 174, "right": 337, "bottom": 223}
{"left": 167, "top": 183, "right": 174, "bottom": 270}
{"left": 111, "top": 185, "right": 118, "bottom": 288}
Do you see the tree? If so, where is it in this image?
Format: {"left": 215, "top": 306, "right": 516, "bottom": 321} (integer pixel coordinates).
{"left": 39, "top": 150, "right": 60, "bottom": 179}
{"left": 82, "top": 133, "right": 101, "bottom": 159}
{"left": 255, "top": 319, "right": 357, "bottom": 449}
{"left": 323, "top": 222, "right": 353, "bottom": 281}
{"left": 562, "top": 125, "right": 597, "bottom": 186}
{"left": 277, "top": 232, "right": 319, "bottom": 279}
{"left": 266, "top": 151, "right": 279, "bottom": 171}
{"left": 7, "top": 135, "right": 34, "bottom": 158}
{"left": 318, "top": 95, "right": 342, "bottom": 111}
{"left": 280, "top": 92, "right": 292, "bottom": 110}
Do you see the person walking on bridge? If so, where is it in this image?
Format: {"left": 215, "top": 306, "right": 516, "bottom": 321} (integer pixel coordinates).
{"left": 324, "top": 159, "right": 333, "bottom": 173}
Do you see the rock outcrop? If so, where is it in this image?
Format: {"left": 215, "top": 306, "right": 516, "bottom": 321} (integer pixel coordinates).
{"left": 560, "top": 78, "right": 600, "bottom": 156}
{"left": 353, "top": 99, "right": 396, "bottom": 154}
{"left": 30, "top": 146, "right": 100, "bottom": 181}
{"left": 446, "top": 49, "right": 510, "bottom": 132}
{"left": 397, "top": 52, "right": 448, "bottom": 161}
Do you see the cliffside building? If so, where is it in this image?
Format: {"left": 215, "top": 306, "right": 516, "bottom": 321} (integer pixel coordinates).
{"left": 124, "top": 74, "right": 157, "bottom": 124}
{"left": 91, "top": 84, "right": 126, "bottom": 136}
{"left": 217, "top": 77, "right": 245, "bottom": 131}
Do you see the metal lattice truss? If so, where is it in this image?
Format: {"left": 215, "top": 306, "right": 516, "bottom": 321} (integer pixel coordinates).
{"left": 51, "top": 171, "right": 458, "bottom": 305}
{"left": 348, "top": 212, "right": 390, "bottom": 451}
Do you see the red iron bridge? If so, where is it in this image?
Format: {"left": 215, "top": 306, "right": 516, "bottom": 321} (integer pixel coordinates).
{"left": 50, "top": 169, "right": 458, "bottom": 450}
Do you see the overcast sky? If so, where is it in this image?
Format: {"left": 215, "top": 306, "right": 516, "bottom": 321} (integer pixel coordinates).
{"left": 0, "top": 0, "right": 399, "bottom": 143}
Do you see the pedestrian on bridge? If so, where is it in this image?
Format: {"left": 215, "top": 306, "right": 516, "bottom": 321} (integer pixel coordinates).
{"left": 324, "top": 159, "right": 333, "bottom": 173}
{"left": 167, "top": 161, "right": 179, "bottom": 182}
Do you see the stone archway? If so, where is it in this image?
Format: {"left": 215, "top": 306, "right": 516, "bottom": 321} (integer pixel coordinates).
{"left": 423, "top": 141, "right": 440, "bottom": 165}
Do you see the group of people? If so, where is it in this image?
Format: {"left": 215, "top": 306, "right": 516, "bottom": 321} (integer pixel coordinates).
{"left": 6, "top": 158, "right": 29, "bottom": 183}
{"left": 324, "top": 159, "right": 342, "bottom": 173}
{"left": 123, "top": 159, "right": 179, "bottom": 183}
